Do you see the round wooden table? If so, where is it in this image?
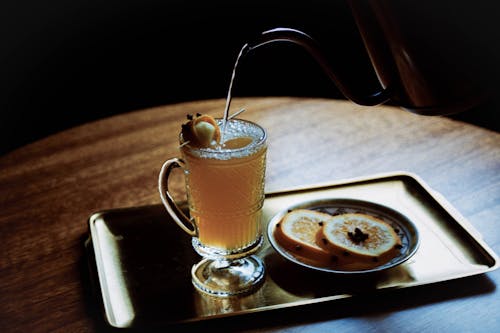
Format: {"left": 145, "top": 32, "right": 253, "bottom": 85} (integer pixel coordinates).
{"left": 1, "top": 97, "right": 499, "bottom": 332}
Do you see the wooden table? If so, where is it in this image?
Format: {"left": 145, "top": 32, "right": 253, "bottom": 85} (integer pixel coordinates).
{"left": 1, "top": 97, "right": 499, "bottom": 332}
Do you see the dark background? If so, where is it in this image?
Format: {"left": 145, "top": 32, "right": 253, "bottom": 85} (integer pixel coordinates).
{"left": 1, "top": 0, "right": 498, "bottom": 155}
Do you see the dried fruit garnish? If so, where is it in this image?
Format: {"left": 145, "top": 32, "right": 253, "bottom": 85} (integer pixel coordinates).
{"left": 181, "top": 114, "right": 221, "bottom": 147}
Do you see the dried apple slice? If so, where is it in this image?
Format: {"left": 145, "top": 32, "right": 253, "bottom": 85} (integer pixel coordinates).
{"left": 181, "top": 114, "right": 221, "bottom": 147}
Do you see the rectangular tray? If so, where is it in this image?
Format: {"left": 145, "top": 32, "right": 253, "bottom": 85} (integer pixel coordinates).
{"left": 86, "top": 171, "right": 499, "bottom": 328}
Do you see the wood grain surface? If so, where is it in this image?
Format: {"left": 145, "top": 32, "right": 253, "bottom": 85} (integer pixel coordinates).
{"left": 0, "top": 97, "right": 499, "bottom": 332}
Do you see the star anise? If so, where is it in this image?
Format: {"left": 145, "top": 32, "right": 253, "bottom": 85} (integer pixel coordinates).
{"left": 348, "top": 227, "right": 369, "bottom": 243}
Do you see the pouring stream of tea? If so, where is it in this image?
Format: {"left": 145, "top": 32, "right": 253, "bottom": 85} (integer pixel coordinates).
{"left": 221, "top": 43, "right": 250, "bottom": 142}
{"left": 220, "top": 27, "right": 391, "bottom": 142}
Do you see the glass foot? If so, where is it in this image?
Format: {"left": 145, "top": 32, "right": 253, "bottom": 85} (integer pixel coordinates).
{"left": 191, "top": 256, "right": 265, "bottom": 297}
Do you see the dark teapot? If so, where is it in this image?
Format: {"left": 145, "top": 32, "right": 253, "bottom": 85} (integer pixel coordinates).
{"left": 243, "top": 1, "right": 499, "bottom": 115}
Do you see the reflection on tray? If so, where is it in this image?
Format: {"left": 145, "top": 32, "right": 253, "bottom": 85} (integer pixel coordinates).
{"left": 87, "top": 172, "right": 499, "bottom": 328}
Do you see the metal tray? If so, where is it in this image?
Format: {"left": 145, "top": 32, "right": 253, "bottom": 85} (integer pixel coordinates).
{"left": 86, "top": 171, "right": 499, "bottom": 328}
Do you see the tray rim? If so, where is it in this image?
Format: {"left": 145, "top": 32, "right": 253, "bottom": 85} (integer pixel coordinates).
{"left": 86, "top": 170, "right": 500, "bottom": 327}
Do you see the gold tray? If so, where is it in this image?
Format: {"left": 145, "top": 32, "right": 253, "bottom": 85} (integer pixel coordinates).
{"left": 86, "top": 171, "right": 499, "bottom": 328}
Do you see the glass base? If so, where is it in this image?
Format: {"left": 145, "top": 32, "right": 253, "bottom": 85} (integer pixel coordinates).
{"left": 192, "top": 235, "right": 263, "bottom": 260}
{"left": 191, "top": 256, "right": 265, "bottom": 297}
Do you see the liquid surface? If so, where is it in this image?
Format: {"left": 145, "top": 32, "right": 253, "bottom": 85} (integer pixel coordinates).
{"left": 223, "top": 136, "right": 253, "bottom": 149}
{"left": 185, "top": 119, "right": 265, "bottom": 160}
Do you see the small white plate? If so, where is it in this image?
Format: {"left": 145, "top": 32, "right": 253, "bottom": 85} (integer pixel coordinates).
{"left": 267, "top": 198, "right": 420, "bottom": 274}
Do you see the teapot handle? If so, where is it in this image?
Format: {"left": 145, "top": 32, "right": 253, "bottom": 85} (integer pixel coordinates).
{"left": 247, "top": 27, "right": 391, "bottom": 106}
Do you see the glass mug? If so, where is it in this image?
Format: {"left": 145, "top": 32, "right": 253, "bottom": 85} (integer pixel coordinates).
{"left": 158, "top": 118, "right": 267, "bottom": 297}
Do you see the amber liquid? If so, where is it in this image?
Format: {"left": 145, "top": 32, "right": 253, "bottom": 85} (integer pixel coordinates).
{"left": 181, "top": 121, "right": 267, "bottom": 251}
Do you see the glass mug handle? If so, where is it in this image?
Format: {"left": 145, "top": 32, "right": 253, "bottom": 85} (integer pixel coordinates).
{"left": 158, "top": 157, "right": 197, "bottom": 237}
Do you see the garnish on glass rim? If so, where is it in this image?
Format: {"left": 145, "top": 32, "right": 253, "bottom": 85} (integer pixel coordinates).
{"left": 179, "top": 108, "right": 246, "bottom": 148}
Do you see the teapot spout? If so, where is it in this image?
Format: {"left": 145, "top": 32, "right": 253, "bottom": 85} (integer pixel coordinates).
{"left": 247, "top": 28, "right": 390, "bottom": 106}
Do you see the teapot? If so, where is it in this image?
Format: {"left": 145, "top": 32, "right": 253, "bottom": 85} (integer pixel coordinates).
{"left": 240, "top": 1, "right": 498, "bottom": 115}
